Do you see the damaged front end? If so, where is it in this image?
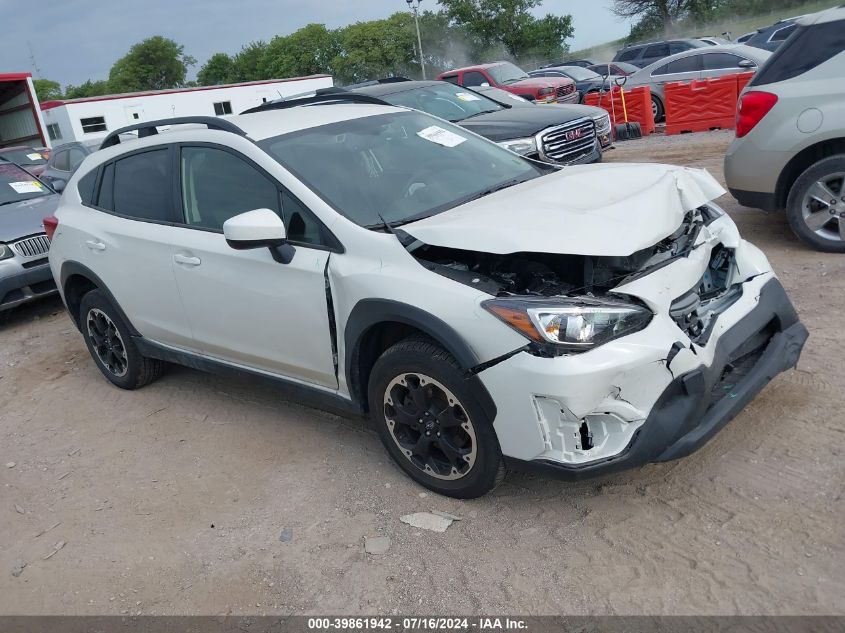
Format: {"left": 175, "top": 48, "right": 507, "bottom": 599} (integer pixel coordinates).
{"left": 408, "top": 204, "right": 738, "bottom": 357}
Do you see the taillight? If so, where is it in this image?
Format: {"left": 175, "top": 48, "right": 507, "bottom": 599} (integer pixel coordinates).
{"left": 43, "top": 215, "right": 59, "bottom": 241}
{"left": 736, "top": 91, "right": 778, "bottom": 138}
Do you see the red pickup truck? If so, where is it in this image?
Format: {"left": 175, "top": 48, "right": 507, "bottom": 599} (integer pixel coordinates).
{"left": 437, "top": 61, "right": 578, "bottom": 104}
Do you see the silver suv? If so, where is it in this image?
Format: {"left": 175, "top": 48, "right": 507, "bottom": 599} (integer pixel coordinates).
{"left": 724, "top": 7, "right": 845, "bottom": 252}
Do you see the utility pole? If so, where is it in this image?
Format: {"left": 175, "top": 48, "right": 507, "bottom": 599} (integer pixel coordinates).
{"left": 405, "top": 0, "right": 426, "bottom": 80}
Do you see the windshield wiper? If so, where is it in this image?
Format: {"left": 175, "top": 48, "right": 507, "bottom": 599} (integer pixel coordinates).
{"left": 462, "top": 177, "right": 529, "bottom": 204}
{"left": 458, "top": 109, "right": 500, "bottom": 121}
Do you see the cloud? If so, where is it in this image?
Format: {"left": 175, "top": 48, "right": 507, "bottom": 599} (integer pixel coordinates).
{"left": 0, "top": 0, "right": 632, "bottom": 86}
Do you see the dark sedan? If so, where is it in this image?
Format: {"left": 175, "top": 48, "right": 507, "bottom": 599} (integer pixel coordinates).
{"left": 0, "top": 160, "right": 59, "bottom": 316}
{"left": 528, "top": 66, "right": 617, "bottom": 102}
{"left": 352, "top": 80, "right": 611, "bottom": 165}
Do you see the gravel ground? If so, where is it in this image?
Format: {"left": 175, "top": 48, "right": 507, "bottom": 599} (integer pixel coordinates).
{"left": 1, "top": 129, "right": 843, "bottom": 616}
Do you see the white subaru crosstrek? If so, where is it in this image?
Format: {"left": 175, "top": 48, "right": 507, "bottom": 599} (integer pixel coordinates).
{"left": 46, "top": 91, "right": 807, "bottom": 498}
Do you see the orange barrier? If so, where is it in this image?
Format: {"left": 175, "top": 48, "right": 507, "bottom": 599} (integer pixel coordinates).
{"left": 735, "top": 71, "right": 755, "bottom": 95}
{"left": 586, "top": 86, "right": 655, "bottom": 136}
{"left": 664, "top": 75, "right": 737, "bottom": 135}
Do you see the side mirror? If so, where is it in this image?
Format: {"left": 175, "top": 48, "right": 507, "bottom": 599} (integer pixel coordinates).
{"left": 51, "top": 178, "right": 66, "bottom": 193}
{"left": 223, "top": 208, "right": 295, "bottom": 264}
{"left": 737, "top": 59, "right": 756, "bottom": 69}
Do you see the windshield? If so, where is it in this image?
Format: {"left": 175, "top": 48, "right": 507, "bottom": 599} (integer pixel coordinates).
{"left": 563, "top": 67, "right": 602, "bottom": 81}
{"left": 488, "top": 62, "right": 529, "bottom": 85}
{"left": 478, "top": 87, "right": 536, "bottom": 108}
{"left": 381, "top": 84, "right": 503, "bottom": 122}
{"left": 0, "top": 163, "right": 51, "bottom": 206}
{"left": 259, "top": 111, "right": 544, "bottom": 228}
{"left": 1, "top": 148, "right": 47, "bottom": 166}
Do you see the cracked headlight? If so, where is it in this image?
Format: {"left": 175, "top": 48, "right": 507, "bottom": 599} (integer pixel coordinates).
{"left": 483, "top": 296, "right": 652, "bottom": 351}
{"left": 497, "top": 137, "right": 537, "bottom": 156}
{"left": 0, "top": 244, "right": 14, "bottom": 261}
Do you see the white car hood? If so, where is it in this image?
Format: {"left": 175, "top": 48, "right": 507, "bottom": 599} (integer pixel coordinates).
{"left": 402, "top": 163, "right": 726, "bottom": 256}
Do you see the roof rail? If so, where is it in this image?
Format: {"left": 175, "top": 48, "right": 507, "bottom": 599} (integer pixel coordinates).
{"left": 240, "top": 87, "right": 390, "bottom": 114}
{"left": 100, "top": 116, "right": 248, "bottom": 150}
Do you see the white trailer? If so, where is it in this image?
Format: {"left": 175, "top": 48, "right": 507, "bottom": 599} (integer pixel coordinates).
{"left": 40, "top": 75, "right": 334, "bottom": 146}
{"left": 0, "top": 72, "right": 50, "bottom": 150}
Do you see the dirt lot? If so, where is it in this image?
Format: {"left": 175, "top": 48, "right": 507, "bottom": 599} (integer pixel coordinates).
{"left": 1, "top": 130, "right": 843, "bottom": 616}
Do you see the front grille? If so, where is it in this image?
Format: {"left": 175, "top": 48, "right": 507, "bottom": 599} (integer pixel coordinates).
{"left": 555, "top": 84, "right": 575, "bottom": 98}
{"left": 539, "top": 118, "right": 596, "bottom": 164}
{"left": 12, "top": 234, "right": 50, "bottom": 258}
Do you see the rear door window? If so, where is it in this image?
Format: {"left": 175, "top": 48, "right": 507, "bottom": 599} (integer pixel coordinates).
{"left": 112, "top": 148, "right": 176, "bottom": 222}
{"left": 701, "top": 53, "right": 747, "bottom": 70}
{"left": 441, "top": 75, "right": 459, "bottom": 85}
{"left": 667, "top": 55, "right": 701, "bottom": 74}
{"left": 644, "top": 44, "right": 670, "bottom": 59}
{"left": 752, "top": 21, "right": 845, "bottom": 85}
{"left": 618, "top": 49, "right": 640, "bottom": 62}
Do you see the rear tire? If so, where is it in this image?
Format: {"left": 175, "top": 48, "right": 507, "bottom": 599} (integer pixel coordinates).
{"left": 367, "top": 336, "right": 505, "bottom": 499}
{"left": 651, "top": 94, "right": 664, "bottom": 122}
{"left": 786, "top": 155, "right": 845, "bottom": 253}
{"left": 79, "top": 289, "right": 165, "bottom": 389}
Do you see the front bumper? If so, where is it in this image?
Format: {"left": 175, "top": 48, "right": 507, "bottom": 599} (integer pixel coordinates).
{"left": 505, "top": 279, "right": 807, "bottom": 479}
{"left": 477, "top": 227, "right": 807, "bottom": 479}
{"left": 0, "top": 260, "right": 57, "bottom": 312}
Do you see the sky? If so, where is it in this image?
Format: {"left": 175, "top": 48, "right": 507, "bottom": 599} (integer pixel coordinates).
{"left": 0, "top": 0, "right": 633, "bottom": 87}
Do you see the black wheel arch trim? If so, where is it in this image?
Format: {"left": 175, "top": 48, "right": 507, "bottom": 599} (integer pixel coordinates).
{"left": 59, "top": 261, "right": 140, "bottom": 336}
{"left": 344, "top": 298, "right": 498, "bottom": 422}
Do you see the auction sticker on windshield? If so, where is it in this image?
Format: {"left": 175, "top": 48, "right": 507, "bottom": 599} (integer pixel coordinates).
{"left": 417, "top": 125, "right": 467, "bottom": 147}
{"left": 9, "top": 181, "right": 45, "bottom": 194}
{"left": 455, "top": 92, "right": 481, "bottom": 102}
{"left": 26, "top": 153, "right": 44, "bottom": 161}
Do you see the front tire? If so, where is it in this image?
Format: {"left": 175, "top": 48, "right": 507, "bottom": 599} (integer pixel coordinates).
{"left": 786, "top": 155, "right": 845, "bottom": 252}
{"left": 79, "top": 289, "right": 165, "bottom": 389}
{"left": 368, "top": 336, "right": 505, "bottom": 499}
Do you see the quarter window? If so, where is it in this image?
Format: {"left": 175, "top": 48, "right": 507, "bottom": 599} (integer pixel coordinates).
{"left": 180, "top": 146, "right": 279, "bottom": 231}
{"left": 112, "top": 149, "right": 175, "bottom": 222}
{"left": 441, "top": 74, "right": 459, "bottom": 85}
{"left": 213, "top": 101, "right": 233, "bottom": 115}
{"left": 78, "top": 170, "right": 97, "bottom": 205}
{"left": 80, "top": 116, "right": 107, "bottom": 133}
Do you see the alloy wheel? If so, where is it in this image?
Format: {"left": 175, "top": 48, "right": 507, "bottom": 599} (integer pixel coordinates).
{"left": 86, "top": 308, "right": 129, "bottom": 377}
{"left": 383, "top": 373, "right": 477, "bottom": 480}
{"left": 801, "top": 172, "right": 845, "bottom": 242}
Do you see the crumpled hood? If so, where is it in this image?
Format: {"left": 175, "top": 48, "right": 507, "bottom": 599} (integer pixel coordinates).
{"left": 402, "top": 163, "right": 726, "bottom": 257}
{"left": 0, "top": 194, "right": 59, "bottom": 242}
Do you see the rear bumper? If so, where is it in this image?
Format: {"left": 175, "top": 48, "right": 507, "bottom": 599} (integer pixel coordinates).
{"left": 504, "top": 278, "right": 807, "bottom": 480}
{"left": 0, "top": 261, "right": 57, "bottom": 312}
{"left": 728, "top": 188, "right": 780, "bottom": 212}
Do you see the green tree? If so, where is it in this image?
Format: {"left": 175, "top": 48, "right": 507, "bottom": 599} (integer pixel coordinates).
{"left": 32, "top": 79, "right": 62, "bottom": 101}
{"left": 108, "top": 36, "right": 196, "bottom": 92}
{"left": 231, "top": 41, "right": 268, "bottom": 81}
{"left": 438, "top": 0, "right": 573, "bottom": 61}
{"left": 332, "top": 14, "right": 417, "bottom": 84}
{"left": 62, "top": 79, "right": 111, "bottom": 99}
{"left": 260, "top": 24, "right": 340, "bottom": 78}
{"left": 197, "top": 53, "right": 235, "bottom": 85}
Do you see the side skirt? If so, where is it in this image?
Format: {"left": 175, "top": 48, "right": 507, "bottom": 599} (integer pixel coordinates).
{"left": 134, "top": 338, "right": 364, "bottom": 419}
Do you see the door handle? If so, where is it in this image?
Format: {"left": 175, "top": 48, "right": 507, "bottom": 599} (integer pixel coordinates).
{"left": 85, "top": 240, "right": 106, "bottom": 251}
{"left": 173, "top": 254, "right": 201, "bottom": 267}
